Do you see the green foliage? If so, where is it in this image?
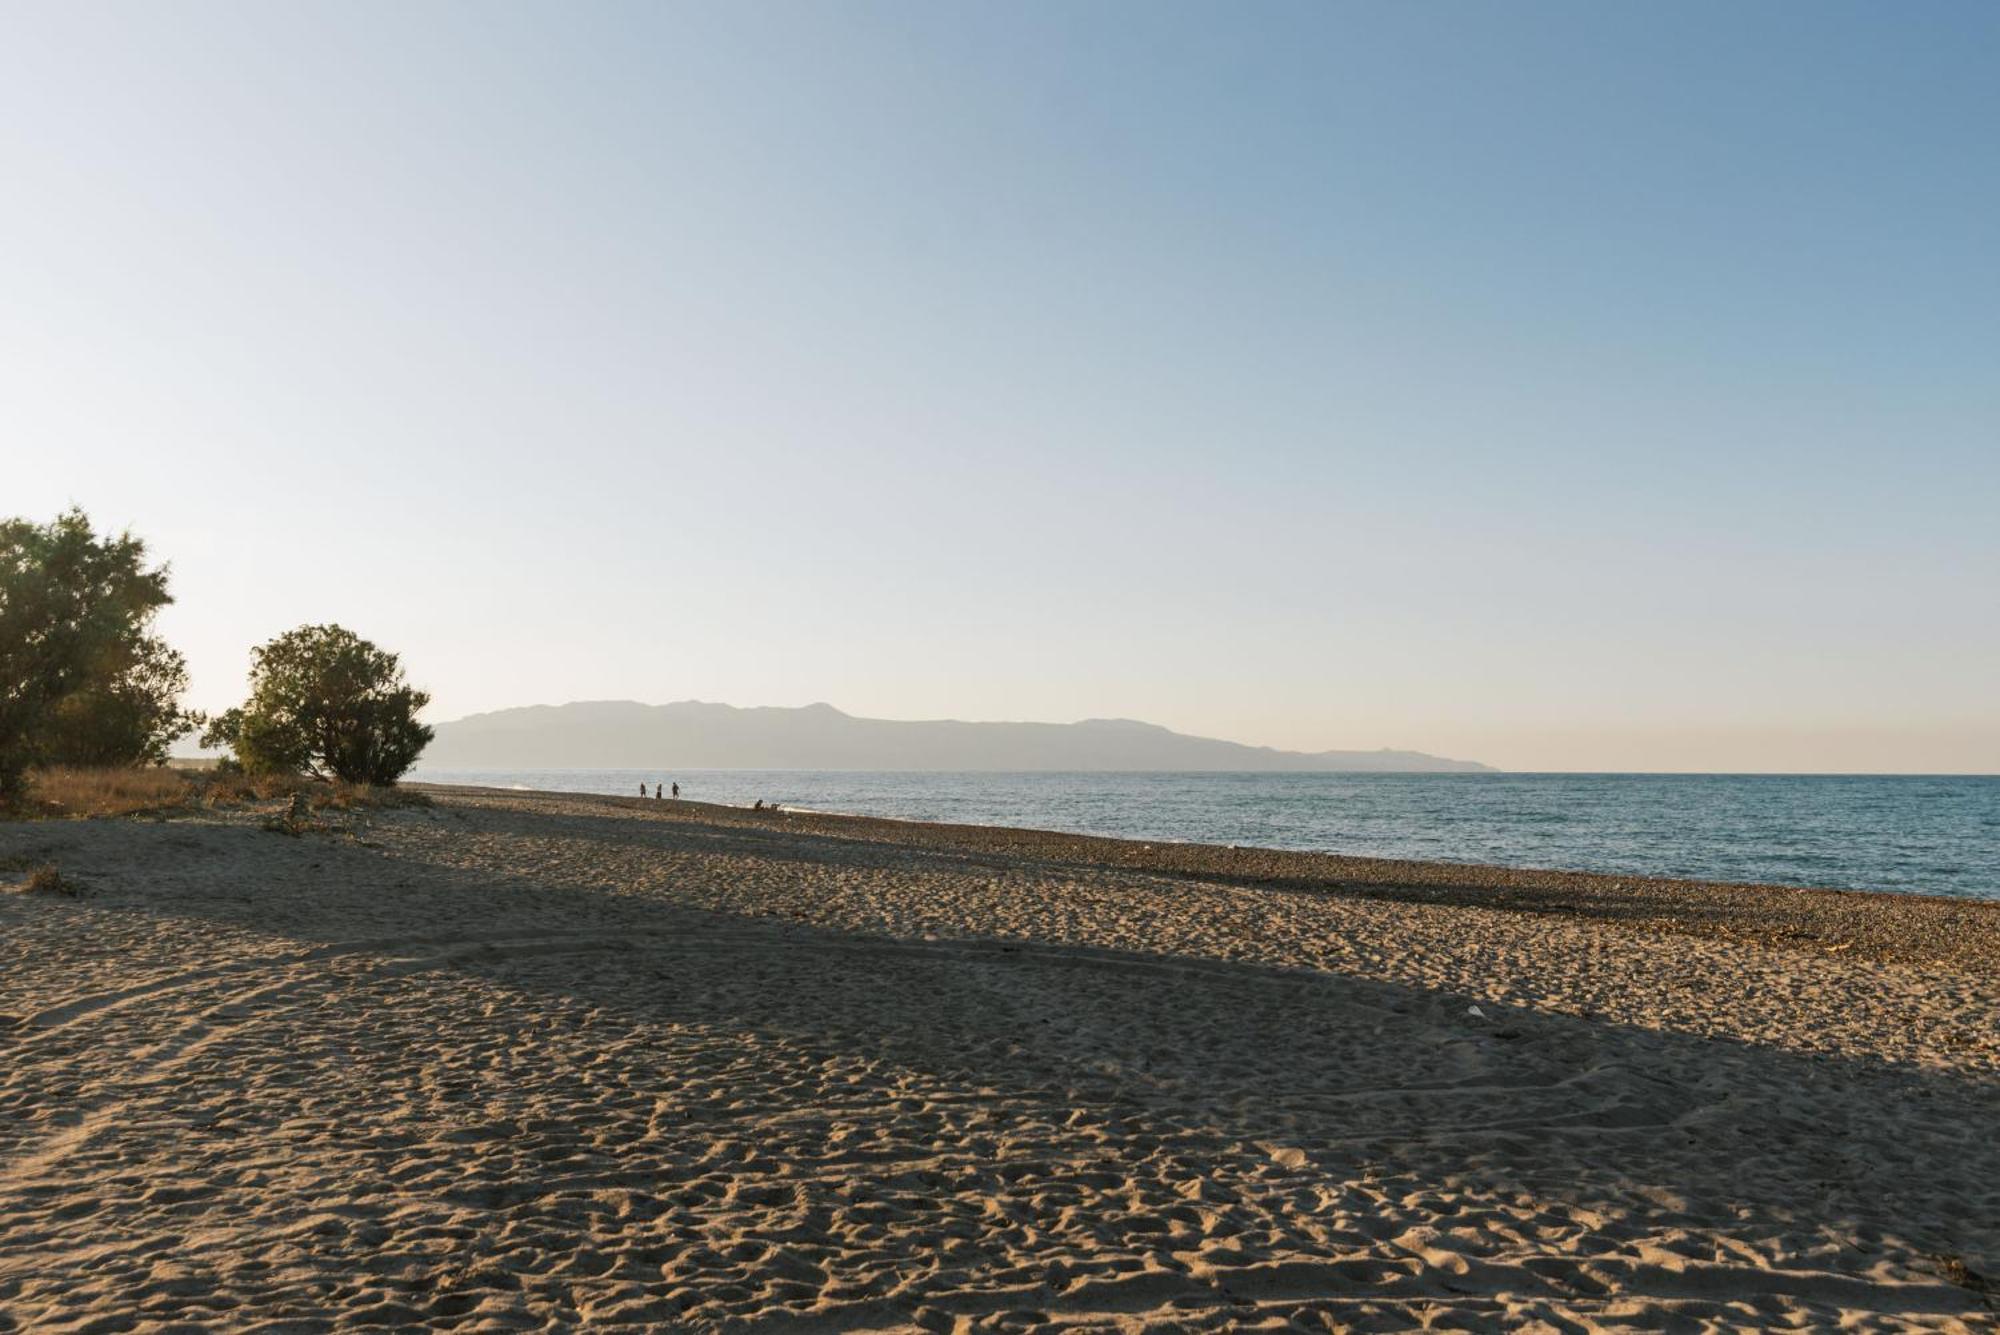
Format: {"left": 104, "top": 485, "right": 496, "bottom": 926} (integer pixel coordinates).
{"left": 209, "top": 625, "right": 433, "bottom": 785}
{"left": 202, "top": 703, "right": 308, "bottom": 776}
{"left": 0, "top": 510, "right": 196, "bottom": 804}
{"left": 34, "top": 634, "right": 202, "bottom": 768}
{"left": 198, "top": 708, "right": 245, "bottom": 756}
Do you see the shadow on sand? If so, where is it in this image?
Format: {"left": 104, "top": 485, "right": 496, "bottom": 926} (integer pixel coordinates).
{"left": 0, "top": 803, "right": 1994, "bottom": 1329}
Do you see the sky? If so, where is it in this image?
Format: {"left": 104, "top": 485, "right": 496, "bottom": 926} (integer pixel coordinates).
{"left": 3, "top": 2, "right": 1996, "bottom": 773}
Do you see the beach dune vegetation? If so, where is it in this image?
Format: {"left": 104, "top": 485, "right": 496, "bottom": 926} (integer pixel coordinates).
{"left": 16, "top": 763, "right": 431, "bottom": 819}
{"left": 202, "top": 624, "right": 432, "bottom": 786}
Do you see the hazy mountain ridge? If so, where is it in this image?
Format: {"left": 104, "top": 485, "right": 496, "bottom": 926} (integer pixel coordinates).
{"left": 425, "top": 701, "right": 1494, "bottom": 772}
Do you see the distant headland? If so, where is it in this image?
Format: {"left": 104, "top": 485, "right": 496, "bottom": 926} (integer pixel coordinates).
{"left": 422, "top": 700, "right": 1495, "bottom": 773}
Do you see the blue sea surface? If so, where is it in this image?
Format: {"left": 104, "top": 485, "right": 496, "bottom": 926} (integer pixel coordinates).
{"left": 408, "top": 769, "right": 2000, "bottom": 902}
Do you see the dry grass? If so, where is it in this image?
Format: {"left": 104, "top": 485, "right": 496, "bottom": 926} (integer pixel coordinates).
{"left": 16, "top": 766, "right": 430, "bottom": 821}
{"left": 23, "top": 766, "right": 192, "bottom": 817}
{"left": 5, "top": 862, "right": 80, "bottom": 896}
{"left": 1936, "top": 1253, "right": 1995, "bottom": 1301}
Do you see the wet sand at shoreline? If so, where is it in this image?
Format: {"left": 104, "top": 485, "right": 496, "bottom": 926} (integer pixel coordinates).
{"left": 3, "top": 786, "right": 1995, "bottom": 1330}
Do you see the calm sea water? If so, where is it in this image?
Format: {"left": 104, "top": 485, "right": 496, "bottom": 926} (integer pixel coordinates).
{"left": 409, "top": 768, "right": 2000, "bottom": 902}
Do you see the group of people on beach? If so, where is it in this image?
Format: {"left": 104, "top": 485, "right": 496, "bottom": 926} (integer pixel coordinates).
{"left": 635, "top": 780, "right": 782, "bottom": 812}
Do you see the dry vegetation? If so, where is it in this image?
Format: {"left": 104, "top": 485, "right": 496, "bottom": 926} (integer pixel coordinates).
{"left": 12, "top": 765, "right": 429, "bottom": 821}
{"left": 1, "top": 860, "right": 80, "bottom": 896}
{"left": 20, "top": 765, "right": 190, "bottom": 817}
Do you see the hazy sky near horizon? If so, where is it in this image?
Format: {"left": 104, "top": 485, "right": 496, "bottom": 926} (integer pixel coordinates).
{"left": 5, "top": 2, "right": 1997, "bottom": 773}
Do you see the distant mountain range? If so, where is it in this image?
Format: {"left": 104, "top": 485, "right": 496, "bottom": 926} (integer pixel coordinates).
{"left": 422, "top": 701, "right": 1494, "bottom": 773}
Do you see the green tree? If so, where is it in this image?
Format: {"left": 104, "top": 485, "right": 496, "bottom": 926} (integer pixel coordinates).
{"left": 208, "top": 625, "right": 432, "bottom": 784}
{"left": 0, "top": 510, "right": 191, "bottom": 804}
{"left": 34, "top": 634, "right": 203, "bottom": 768}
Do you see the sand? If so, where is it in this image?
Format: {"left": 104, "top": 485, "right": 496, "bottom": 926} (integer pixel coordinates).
{"left": 1, "top": 787, "right": 1995, "bottom": 1332}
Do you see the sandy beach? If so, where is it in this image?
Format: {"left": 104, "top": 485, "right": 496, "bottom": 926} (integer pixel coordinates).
{"left": 2, "top": 786, "right": 1995, "bottom": 1332}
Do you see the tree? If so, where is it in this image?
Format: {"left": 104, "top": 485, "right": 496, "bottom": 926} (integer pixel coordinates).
{"left": 0, "top": 510, "right": 192, "bottom": 804}
{"left": 207, "top": 625, "right": 432, "bottom": 784}
{"left": 34, "top": 634, "right": 202, "bottom": 768}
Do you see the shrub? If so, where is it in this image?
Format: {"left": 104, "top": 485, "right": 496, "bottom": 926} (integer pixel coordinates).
{"left": 205, "top": 626, "right": 433, "bottom": 785}
{"left": 16, "top": 863, "right": 79, "bottom": 896}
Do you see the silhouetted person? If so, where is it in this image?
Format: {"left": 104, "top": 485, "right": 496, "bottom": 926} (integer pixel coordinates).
{"left": 753, "top": 799, "right": 764, "bottom": 811}
{"left": 637, "top": 782, "right": 646, "bottom": 797}
{"left": 655, "top": 783, "right": 662, "bottom": 799}
{"left": 671, "top": 782, "right": 679, "bottom": 799}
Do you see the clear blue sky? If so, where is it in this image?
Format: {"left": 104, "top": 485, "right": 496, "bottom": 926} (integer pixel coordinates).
{"left": 4, "top": 2, "right": 1996, "bottom": 771}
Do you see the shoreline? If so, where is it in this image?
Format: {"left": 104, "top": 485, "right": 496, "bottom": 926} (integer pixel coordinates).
{"left": 411, "top": 781, "right": 2000, "bottom": 971}
{"left": 402, "top": 769, "right": 2000, "bottom": 904}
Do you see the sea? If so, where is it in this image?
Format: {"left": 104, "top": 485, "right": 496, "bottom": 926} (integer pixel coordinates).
{"left": 407, "top": 769, "right": 2000, "bottom": 903}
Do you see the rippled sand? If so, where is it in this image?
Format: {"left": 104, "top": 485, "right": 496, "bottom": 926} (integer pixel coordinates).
{"left": 2, "top": 789, "right": 1995, "bottom": 1331}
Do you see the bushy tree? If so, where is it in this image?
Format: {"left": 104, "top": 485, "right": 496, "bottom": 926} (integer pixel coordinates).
{"left": 35, "top": 634, "right": 202, "bottom": 768}
{"left": 0, "top": 510, "right": 197, "bottom": 804}
{"left": 206, "top": 625, "right": 432, "bottom": 785}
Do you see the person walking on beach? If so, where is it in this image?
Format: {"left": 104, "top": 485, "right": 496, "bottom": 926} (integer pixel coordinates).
{"left": 654, "top": 783, "right": 662, "bottom": 799}
{"left": 638, "top": 782, "right": 646, "bottom": 798}
{"left": 671, "top": 782, "right": 679, "bottom": 799}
